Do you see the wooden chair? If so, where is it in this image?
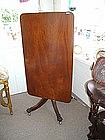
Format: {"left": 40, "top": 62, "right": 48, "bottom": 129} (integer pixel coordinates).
{"left": 85, "top": 50, "right": 105, "bottom": 140}
{"left": 0, "top": 66, "right": 13, "bottom": 115}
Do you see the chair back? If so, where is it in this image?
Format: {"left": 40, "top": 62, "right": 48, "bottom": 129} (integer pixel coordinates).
{"left": 92, "top": 50, "right": 105, "bottom": 86}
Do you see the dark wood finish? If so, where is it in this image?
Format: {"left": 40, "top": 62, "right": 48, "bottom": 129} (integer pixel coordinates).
{"left": 26, "top": 98, "right": 63, "bottom": 124}
{"left": 51, "top": 100, "right": 63, "bottom": 123}
{"left": 26, "top": 98, "right": 48, "bottom": 114}
{"left": 20, "top": 12, "right": 74, "bottom": 103}
{"left": 85, "top": 80, "right": 105, "bottom": 140}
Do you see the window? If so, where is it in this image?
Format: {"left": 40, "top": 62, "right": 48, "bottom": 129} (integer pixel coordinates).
{"left": 0, "top": 0, "right": 38, "bottom": 48}
{"left": 0, "top": 8, "right": 19, "bottom": 41}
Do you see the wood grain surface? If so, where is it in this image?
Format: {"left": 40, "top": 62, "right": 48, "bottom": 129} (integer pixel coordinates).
{"left": 20, "top": 12, "right": 74, "bottom": 103}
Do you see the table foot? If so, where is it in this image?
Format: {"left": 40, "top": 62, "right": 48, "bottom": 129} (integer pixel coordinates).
{"left": 51, "top": 100, "right": 63, "bottom": 125}
{"left": 26, "top": 98, "right": 48, "bottom": 115}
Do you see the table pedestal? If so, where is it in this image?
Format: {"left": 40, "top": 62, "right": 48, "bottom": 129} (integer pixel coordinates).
{"left": 26, "top": 98, "right": 63, "bottom": 124}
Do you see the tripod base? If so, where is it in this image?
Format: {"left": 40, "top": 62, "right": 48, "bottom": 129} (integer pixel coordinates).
{"left": 26, "top": 98, "right": 63, "bottom": 124}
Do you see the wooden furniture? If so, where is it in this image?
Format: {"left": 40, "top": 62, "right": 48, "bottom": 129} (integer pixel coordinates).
{"left": 20, "top": 12, "right": 74, "bottom": 124}
{"left": 0, "top": 66, "right": 13, "bottom": 115}
{"left": 85, "top": 51, "right": 105, "bottom": 140}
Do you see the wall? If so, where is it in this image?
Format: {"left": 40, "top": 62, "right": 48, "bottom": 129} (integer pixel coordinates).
{"left": 72, "top": 57, "right": 91, "bottom": 106}
{"left": 72, "top": 0, "right": 105, "bottom": 106}
{"left": 40, "top": 0, "right": 53, "bottom": 12}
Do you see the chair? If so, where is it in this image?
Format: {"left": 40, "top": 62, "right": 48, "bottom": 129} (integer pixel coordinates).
{"left": 85, "top": 50, "right": 105, "bottom": 140}
{"left": 0, "top": 66, "right": 13, "bottom": 115}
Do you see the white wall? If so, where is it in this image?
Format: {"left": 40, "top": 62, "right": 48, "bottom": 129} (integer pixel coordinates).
{"left": 40, "top": 0, "right": 53, "bottom": 12}
{"left": 72, "top": 57, "right": 91, "bottom": 106}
